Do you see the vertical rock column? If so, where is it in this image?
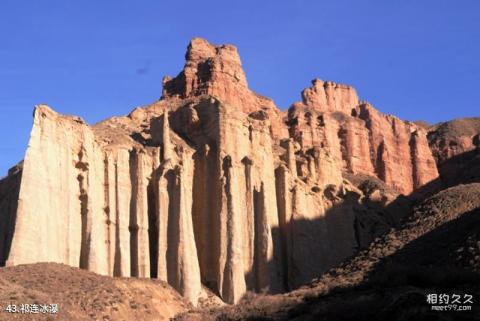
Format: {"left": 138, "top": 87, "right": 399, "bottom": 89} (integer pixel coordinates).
{"left": 104, "top": 152, "right": 117, "bottom": 276}
{"left": 250, "top": 120, "right": 284, "bottom": 295}
{"left": 154, "top": 111, "right": 202, "bottom": 306}
{"left": 156, "top": 159, "right": 172, "bottom": 282}
{"left": 156, "top": 111, "right": 173, "bottom": 281}
{"left": 274, "top": 165, "right": 292, "bottom": 291}
{"left": 285, "top": 139, "right": 297, "bottom": 176}
{"left": 410, "top": 130, "right": 439, "bottom": 189}
{"left": 192, "top": 144, "right": 211, "bottom": 282}
{"left": 173, "top": 152, "right": 202, "bottom": 306}
{"left": 221, "top": 155, "right": 247, "bottom": 304}
{"left": 80, "top": 134, "right": 109, "bottom": 276}
{"left": 114, "top": 149, "right": 132, "bottom": 277}
{"left": 162, "top": 111, "right": 172, "bottom": 160}
{"left": 129, "top": 150, "right": 150, "bottom": 278}
{"left": 242, "top": 157, "right": 255, "bottom": 289}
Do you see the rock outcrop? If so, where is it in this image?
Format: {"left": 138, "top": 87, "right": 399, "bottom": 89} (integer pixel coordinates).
{"left": 427, "top": 118, "right": 480, "bottom": 187}
{"left": 0, "top": 38, "right": 439, "bottom": 305}
{"left": 289, "top": 80, "right": 439, "bottom": 194}
{"left": 428, "top": 118, "right": 480, "bottom": 164}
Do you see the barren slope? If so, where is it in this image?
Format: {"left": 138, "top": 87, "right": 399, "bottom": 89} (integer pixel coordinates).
{"left": 0, "top": 263, "right": 188, "bottom": 321}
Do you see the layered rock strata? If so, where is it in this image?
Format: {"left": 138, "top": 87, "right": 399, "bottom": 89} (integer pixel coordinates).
{"left": 289, "top": 80, "right": 438, "bottom": 194}
{"left": 0, "top": 38, "right": 439, "bottom": 305}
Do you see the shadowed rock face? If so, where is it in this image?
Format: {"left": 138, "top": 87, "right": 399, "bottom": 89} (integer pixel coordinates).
{"left": 0, "top": 163, "right": 22, "bottom": 266}
{"left": 427, "top": 118, "right": 480, "bottom": 186}
{"left": 181, "top": 184, "right": 480, "bottom": 321}
{"left": 0, "top": 38, "right": 439, "bottom": 306}
{"left": 428, "top": 118, "right": 480, "bottom": 164}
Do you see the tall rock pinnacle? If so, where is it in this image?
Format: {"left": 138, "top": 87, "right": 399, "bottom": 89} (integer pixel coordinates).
{"left": 162, "top": 38, "right": 248, "bottom": 105}
{"left": 161, "top": 37, "right": 284, "bottom": 131}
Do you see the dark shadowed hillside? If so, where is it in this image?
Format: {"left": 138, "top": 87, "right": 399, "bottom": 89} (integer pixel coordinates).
{"left": 175, "top": 183, "right": 480, "bottom": 321}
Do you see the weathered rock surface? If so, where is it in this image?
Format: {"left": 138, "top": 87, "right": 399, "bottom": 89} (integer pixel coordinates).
{"left": 289, "top": 85, "right": 439, "bottom": 194}
{"left": 0, "top": 38, "right": 440, "bottom": 306}
{"left": 162, "top": 37, "right": 288, "bottom": 139}
{"left": 427, "top": 118, "right": 480, "bottom": 187}
{"left": 428, "top": 118, "right": 480, "bottom": 164}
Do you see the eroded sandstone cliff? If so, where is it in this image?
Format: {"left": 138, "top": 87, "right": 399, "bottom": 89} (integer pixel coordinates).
{"left": 0, "top": 38, "right": 439, "bottom": 305}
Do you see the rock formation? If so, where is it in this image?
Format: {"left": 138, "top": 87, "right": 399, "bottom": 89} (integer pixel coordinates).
{"left": 289, "top": 80, "right": 438, "bottom": 194}
{"left": 428, "top": 118, "right": 480, "bottom": 164}
{"left": 0, "top": 38, "right": 440, "bottom": 305}
{"left": 427, "top": 118, "right": 480, "bottom": 187}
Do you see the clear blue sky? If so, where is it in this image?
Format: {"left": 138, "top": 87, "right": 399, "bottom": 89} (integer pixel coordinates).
{"left": 1, "top": 0, "right": 479, "bottom": 176}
